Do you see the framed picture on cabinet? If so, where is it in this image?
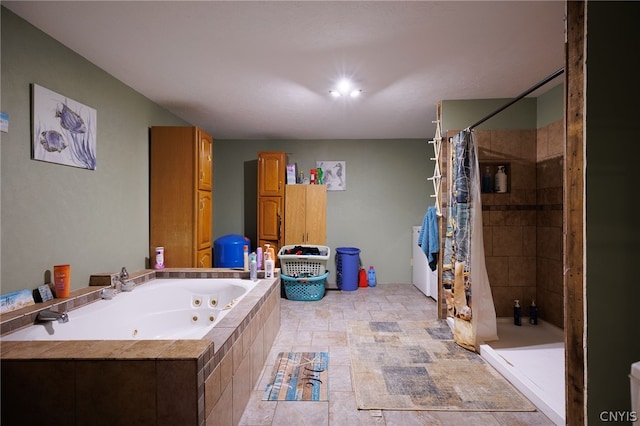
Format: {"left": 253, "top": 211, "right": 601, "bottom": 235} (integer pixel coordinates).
{"left": 316, "top": 161, "right": 346, "bottom": 191}
{"left": 31, "top": 83, "right": 97, "bottom": 170}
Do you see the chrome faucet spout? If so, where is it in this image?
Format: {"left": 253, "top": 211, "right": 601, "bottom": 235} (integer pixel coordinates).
{"left": 36, "top": 309, "right": 69, "bottom": 323}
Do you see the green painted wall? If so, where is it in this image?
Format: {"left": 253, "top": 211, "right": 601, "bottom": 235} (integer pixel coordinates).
{"left": 213, "top": 138, "right": 432, "bottom": 286}
{"left": 585, "top": 1, "right": 640, "bottom": 419}
{"left": 1, "top": 8, "right": 189, "bottom": 294}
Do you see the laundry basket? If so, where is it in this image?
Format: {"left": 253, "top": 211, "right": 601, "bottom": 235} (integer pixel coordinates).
{"left": 278, "top": 245, "right": 330, "bottom": 277}
{"left": 281, "top": 271, "right": 330, "bottom": 301}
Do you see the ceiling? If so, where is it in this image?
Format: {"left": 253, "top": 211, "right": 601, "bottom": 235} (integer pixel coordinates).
{"left": 3, "top": 1, "right": 565, "bottom": 140}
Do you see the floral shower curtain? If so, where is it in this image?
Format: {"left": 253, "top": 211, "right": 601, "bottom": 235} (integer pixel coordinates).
{"left": 442, "top": 129, "right": 497, "bottom": 351}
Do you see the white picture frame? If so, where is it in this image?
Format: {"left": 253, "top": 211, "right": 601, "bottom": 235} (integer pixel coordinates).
{"left": 316, "top": 161, "right": 346, "bottom": 191}
{"left": 31, "top": 84, "right": 97, "bottom": 170}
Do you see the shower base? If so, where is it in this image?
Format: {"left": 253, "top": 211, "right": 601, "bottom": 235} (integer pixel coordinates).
{"left": 480, "top": 317, "right": 565, "bottom": 426}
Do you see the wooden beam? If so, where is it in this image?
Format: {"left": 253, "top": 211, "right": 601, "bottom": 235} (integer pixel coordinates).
{"left": 565, "top": 1, "right": 586, "bottom": 424}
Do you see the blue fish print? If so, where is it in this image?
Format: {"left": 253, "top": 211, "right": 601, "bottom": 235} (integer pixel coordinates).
{"left": 56, "top": 103, "right": 86, "bottom": 134}
{"left": 40, "top": 130, "right": 67, "bottom": 153}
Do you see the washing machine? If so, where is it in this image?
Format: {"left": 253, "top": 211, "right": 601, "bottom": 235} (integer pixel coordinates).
{"left": 412, "top": 226, "right": 438, "bottom": 300}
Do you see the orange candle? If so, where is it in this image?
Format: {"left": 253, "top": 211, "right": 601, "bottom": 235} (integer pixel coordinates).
{"left": 53, "top": 264, "right": 71, "bottom": 298}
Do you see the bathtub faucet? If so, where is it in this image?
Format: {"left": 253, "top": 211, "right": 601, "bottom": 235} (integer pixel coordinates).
{"left": 119, "top": 267, "right": 134, "bottom": 292}
{"left": 36, "top": 309, "right": 69, "bottom": 323}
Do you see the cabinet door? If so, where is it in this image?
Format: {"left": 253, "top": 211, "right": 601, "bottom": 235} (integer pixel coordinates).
{"left": 198, "top": 130, "right": 213, "bottom": 191}
{"left": 305, "top": 185, "right": 326, "bottom": 245}
{"left": 197, "top": 249, "right": 212, "bottom": 268}
{"left": 197, "top": 191, "right": 212, "bottom": 250}
{"left": 258, "top": 152, "right": 285, "bottom": 197}
{"left": 258, "top": 197, "right": 281, "bottom": 241}
{"left": 284, "top": 185, "right": 306, "bottom": 245}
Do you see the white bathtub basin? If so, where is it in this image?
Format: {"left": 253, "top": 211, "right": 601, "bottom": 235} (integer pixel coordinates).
{"left": 2, "top": 278, "right": 256, "bottom": 341}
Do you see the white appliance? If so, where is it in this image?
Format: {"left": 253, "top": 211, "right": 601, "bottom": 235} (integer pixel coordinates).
{"left": 412, "top": 226, "right": 438, "bottom": 300}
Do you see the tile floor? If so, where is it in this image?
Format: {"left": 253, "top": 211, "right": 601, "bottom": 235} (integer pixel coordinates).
{"left": 238, "top": 284, "right": 554, "bottom": 425}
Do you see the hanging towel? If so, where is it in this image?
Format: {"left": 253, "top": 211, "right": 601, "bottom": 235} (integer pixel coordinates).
{"left": 418, "top": 206, "right": 439, "bottom": 271}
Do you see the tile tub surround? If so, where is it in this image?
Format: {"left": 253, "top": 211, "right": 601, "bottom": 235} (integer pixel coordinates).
{"left": 0, "top": 269, "right": 281, "bottom": 426}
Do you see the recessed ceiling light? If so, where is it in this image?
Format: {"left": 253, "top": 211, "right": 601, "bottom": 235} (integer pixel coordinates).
{"left": 329, "top": 78, "right": 362, "bottom": 98}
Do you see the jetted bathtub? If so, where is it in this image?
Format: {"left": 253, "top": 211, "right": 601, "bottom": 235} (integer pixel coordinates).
{"left": 2, "top": 278, "right": 253, "bottom": 341}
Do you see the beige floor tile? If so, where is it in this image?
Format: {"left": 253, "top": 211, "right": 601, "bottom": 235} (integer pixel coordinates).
{"left": 239, "top": 284, "right": 551, "bottom": 426}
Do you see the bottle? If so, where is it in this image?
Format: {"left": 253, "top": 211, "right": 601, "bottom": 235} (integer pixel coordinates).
{"left": 317, "top": 168, "right": 323, "bottom": 185}
{"left": 494, "top": 165, "right": 507, "bottom": 193}
{"left": 359, "top": 268, "right": 368, "bottom": 287}
{"left": 249, "top": 252, "right": 258, "bottom": 281}
{"left": 367, "top": 266, "right": 377, "bottom": 287}
{"left": 310, "top": 168, "right": 317, "bottom": 184}
{"left": 265, "top": 251, "right": 274, "bottom": 279}
{"left": 482, "top": 166, "right": 493, "bottom": 193}
{"left": 256, "top": 247, "right": 263, "bottom": 270}
{"left": 154, "top": 247, "right": 165, "bottom": 269}
{"left": 514, "top": 300, "right": 522, "bottom": 326}
{"left": 264, "top": 243, "right": 275, "bottom": 269}
{"left": 243, "top": 245, "right": 249, "bottom": 271}
{"left": 529, "top": 300, "right": 538, "bottom": 325}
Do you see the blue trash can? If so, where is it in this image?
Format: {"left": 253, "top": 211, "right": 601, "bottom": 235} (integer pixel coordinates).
{"left": 336, "top": 247, "right": 360, "bottom": 291}
{"left": 214, "top": 234, "right": 250, "bottom": 268}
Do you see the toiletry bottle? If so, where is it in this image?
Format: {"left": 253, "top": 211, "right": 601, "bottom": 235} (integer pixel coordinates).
{"left": 243, "top": 245, "right": 249, "bottom": 271}
{"left": 317, "top": 168, "right": 323, "bottom": 185}
{"left": 529, "top": 300, "right": 538, "bottom": 325}
{"left": 495, "top": 165, "right": 507, "bottom": 193}
{"left": 482, "top": 166, "right": 493, "bottom": 193}
{"left": 154, "top": 246, "right": 165, "bottom": 269}
{"left": 257, "top": 247, "right": 263, "bottom": 270}
{"left": 367, "top": 266, "right": 377, "bottom": 287}
{"left": 249, "top": 252, "right": 258, "bottom": 281}
{"left": 265, "top": 252, "right": 274, "bottom": 279}
{"left": 514, "top": 300, "right": 522, "bottom": 326}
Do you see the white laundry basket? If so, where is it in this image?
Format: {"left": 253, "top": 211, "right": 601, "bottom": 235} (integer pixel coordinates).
{"left": 632, "top": 361, "right": 640, "bottom": 426}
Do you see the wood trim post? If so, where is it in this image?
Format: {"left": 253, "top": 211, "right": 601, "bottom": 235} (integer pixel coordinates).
{"left": 565, "top": 1, "right": 586, "bottom": 424}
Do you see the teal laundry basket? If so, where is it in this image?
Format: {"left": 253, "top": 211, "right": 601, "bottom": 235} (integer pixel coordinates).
{"left": 336, "top": 247, "right": 360, "bottom": 291}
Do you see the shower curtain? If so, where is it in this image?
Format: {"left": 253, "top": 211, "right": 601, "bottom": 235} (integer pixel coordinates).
{"left": 442, "top": 129, "right": 497, "bottom": 351}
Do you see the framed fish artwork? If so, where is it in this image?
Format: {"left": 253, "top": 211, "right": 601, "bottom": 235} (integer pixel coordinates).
{"left": 31, "top": 84, "right": 97, "bottom": 170}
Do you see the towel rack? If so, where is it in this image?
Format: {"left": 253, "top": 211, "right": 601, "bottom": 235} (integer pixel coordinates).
{"left": 428, "top": 118, "right": 442, "bottom": 216}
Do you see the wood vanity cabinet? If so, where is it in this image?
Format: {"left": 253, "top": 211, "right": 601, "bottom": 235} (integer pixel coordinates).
{"left": 257, "top": 152, "right": 286, "bottom": 255}
{"left": 284, "top": 184, "right": 326, "bottom": 245}
{"left": 150, "top": 126, "right": 213, "bottom": 267}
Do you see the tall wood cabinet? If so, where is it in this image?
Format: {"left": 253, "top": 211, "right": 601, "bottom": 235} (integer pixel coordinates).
{"left": 257, "top": 152, "right": 286, "bottom": 255}
{"left": 284, "top": 185, "right": 326, "bottom": 245}
{"left": 150, "top": 126, "right": 213, "bottom": 267}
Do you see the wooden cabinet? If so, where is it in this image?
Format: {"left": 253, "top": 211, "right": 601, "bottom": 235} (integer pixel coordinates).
{"left": 284, "top": 185, "right": 326, "bottom": 245}
{"left": 257, "top": 152, "right": 286, "bottom": 255}
{"left": 258, "top": 152, "right": 285, "bottom": 197}
{"left": 150, "top": 126, "right": 213, "bottom": 267}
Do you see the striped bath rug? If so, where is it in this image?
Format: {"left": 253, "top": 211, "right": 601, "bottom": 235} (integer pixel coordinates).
{"left": 263, "top": 352, "right": 329, "bottom": 401}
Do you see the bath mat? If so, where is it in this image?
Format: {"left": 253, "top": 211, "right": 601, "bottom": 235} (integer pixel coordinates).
{"left": 347, "top": 320, "right": 536, "bottom": 412}
{"left": 263, "top": 352, "right": 329, "bottom": 401}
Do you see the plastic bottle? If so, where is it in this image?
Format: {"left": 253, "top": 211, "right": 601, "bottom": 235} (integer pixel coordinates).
{"left": 249, "top": 252, "right": 258, "bottom": 281}
{"left": 256, "top": 247, "right": 263, "bottom": 270}
{"left": 367, "top": 266, "right": 377, "bottom": 287}
{"left": 494, "top": 165, "right": 507, "bottom": 193}
{"left": 243, "top": 245, "right": 249, "bottom": 271}
{"left": 514, "top": 300, "right": 522, "bottom": 326}
{"left": 265, "top": 251, "right": 274, "bottom": 279}
{"left": 154, "top": 247, "right": 165, "bottom": 269}
{"left": 529, "top": 300, "right": 538, "bottom": 325}
{"left": 482, "top": 166, "right": 493, "bottom": 193}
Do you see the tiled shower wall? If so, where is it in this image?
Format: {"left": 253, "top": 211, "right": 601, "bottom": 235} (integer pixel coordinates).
{"left": 443, "top": 120, "right": 564, "bottom": 329}
{"left": 535, "top": 120, "right": 564, "bottom": 329}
